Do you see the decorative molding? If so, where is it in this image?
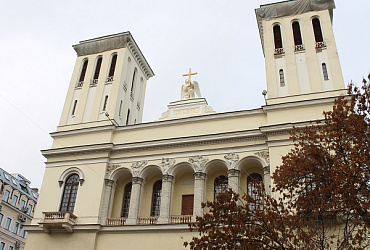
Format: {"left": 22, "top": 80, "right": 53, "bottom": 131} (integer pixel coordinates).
{"left": 162, "top": 174, "right": 174, "bottom": 183}
{"left": 131, "top": 160, "right": 148, "bottom": 177}
{"left": 193, "top": 172, "right": 206, "bottom": 180}
{"left": 132, "top": 177, "right": 144, "bottom": 185}
{"left": 159, "top": 158, "right": 175, "bottom": 175}
{"left": 227, "top": 169, "right": 240, "bottom": 177}
{"left": 105, "top": 165, "right": 120, "bottom": 179}
{"left": 254, "top": 150, "right": 269, "bottom": 165}
{"left": 104, "top": 179, "right": 114, "bottom": 186}
{"left": 224, "top": 153, "right": 240, "bottom": 169}
{"left": 188, "top": 156, "right": 208, "bottom": 172}
{"left": 58, "top": 167, "right": 85, "bottom": 186}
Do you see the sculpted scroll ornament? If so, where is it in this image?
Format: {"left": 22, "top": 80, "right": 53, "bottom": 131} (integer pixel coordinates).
{"left": 254, "top": 150, "right": 270, "bottom": 165}
{"left": 224, "top": 153, "right": 240, "bottom": 169}
{"left": 105, "top": 164, "right": 120, "bottom": 178}
{"left": 131, "top": 160, "right": 148, "bottom": 177}
{"left": 160, "top": 158, "right": 175, "bottom": 175}
{"left": 189, "top": 155, "right": 208, "bottom": 172}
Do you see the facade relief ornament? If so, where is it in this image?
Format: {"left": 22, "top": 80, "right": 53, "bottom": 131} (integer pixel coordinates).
{"left": 159, "top": 158, "right": 175, "bottom": 175}
{"left": 188, "top": 155, "right": 208, "bottom": 172}
{"left": 254, "top": 150, "right": 270, "bottom": 165}
{"left": 224, "top": 153, "right": 240, "bottom": 169}
{"left": 131, "top": 160, "right": 148, "bottom": 177}
{"left": 105, "top": 164, "right": 120, "bottom": 179}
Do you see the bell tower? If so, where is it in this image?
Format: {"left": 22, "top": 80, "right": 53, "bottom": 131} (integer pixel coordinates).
{"left": 58, "top": 32, "right": 154, "bottom": 128}
{"left": 255, "top": 0, "right": 345, "bottom": 105}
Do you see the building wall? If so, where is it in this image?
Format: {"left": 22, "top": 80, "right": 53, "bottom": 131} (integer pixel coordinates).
{"left": 0, "top": 170, "right": 38, "bottom": 250}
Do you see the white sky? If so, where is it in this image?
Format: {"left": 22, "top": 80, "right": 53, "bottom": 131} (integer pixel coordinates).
{"left": 0, "top": 0, "right": 369, "bottom": 189}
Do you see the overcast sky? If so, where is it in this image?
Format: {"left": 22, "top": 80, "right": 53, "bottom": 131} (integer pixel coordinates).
{"left": 0, "top": 0, "right": 369, "bottom": 189}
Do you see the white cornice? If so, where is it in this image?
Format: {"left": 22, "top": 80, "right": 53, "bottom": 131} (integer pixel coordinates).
{"left": 42, "top": 143, "right": 113, "bottom": 158}
{"left": 49, "top": 108, "right": 264, "bottom": 138}
{"left": 262, "top": 94, "right": 344, "bottom": 111}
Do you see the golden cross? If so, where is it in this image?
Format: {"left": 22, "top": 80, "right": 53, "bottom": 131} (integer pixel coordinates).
{"left": 182, "top": 68, "right": 197, "bottom": 83}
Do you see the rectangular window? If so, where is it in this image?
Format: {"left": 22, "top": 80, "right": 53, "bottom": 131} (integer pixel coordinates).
{"left": 13, "top": 222, "right": 19, "bottom": 235}
{"left": 27, "top": 204, "right": 32, "bottom": 215}
{"left": 11, "top": 195, "right": 18, "bottom": 207}
{"left": 0, "top": 242, "right": 5, "bottom": 250}
{"left": 20, "top": 228, "right": 26, "bottom": 238}
{"left": 0, "top": 214, "right": 3, "bottom": 227}
{"left": 4, "top": 217, "right": 12, "bottom": 230}
{"left": 3, "top": 190, "right": 10, "bottom": 202}
{"left": 20, "top": 200, "right": 26, "bottom": 211}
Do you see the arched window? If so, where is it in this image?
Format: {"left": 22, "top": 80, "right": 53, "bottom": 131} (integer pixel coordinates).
{"left": 92, "top": 57, "right": 102, "bottom": 82}
{"left": 312, "top": 18, "right": 323, "bottom": 43}
{"left": 130, "top": 68, "right": 137, "bottom": 94}
{"left": 292, "top": 21, "right": 303, "bottom": 46}
{"left": 150, "top": 180, "right": 162, "bottom": 217}
{"left": 279, "top": 69, "right": 285, "bottom": 87}
{"left": 102, "top": 95, "right": 108, "bottom": 111}
{"left": 322, "top": 63, "right": 329, "bottom": 80}
{"left": 247, "top": 173, "right": 263, "bottom": 210}
{"left": 214, "top": 175, "right": 228, "bottom": 201}
{"left": 273, "top": 25, "right": 283, "bottom": 50}
{"left": 77, "top": 59, "right": 88, "bottom": 87}
{"left": 108, "top": 54, "right": 117, "bottom": 78}
{"left": 60, "top": 174, "right": 79, "bottom": 212}
{"left": 121, "top": 182, "right": 132, "bottom": 218}
{"left": 71, "top": 100, "right": 77, "bottom": 116}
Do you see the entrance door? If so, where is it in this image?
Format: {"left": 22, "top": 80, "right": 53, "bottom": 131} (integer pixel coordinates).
{"left": 181, "top": 195, "right": 194, "bottom": 215}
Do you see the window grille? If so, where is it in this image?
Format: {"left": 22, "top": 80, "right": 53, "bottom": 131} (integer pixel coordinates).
{"left": 59, "top": 174, "right": 79, "bottom": 212}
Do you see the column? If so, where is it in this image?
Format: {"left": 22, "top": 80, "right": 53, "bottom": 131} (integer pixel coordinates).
{"left": 100, "top": 179, "right": 114, "bottom": 224}
{"left": 192, "top": 172, "right": 206, "bottom": 221}
{"left": 158, "top": 174, "right": 174, "bottom": 224}
{"left": 263, "top": 165, "right": 271, "bottom": 194}
{"left": 228, "top": 169, "right": 240, "bottom": 194}
{"left": 126, "top": 177, "right": 143, "bottom": 225}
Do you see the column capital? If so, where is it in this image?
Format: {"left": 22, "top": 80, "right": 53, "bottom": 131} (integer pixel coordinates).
{"left": 132, "top": 177, "right": 144, "bottom": 185}
{"left": 104, "top": 179, "right": 114, "bottom": 186}
{"left": 162, "top": 174, "right": 174, "bottom": 182}
{"left": 193, "top": 172, "right": 206, "bottom": 180}
{"left": 263, "top": 165, "right": 270, "bottom": 174}
{"left": 227, "top": 169, "right": 240, "bottom": 177}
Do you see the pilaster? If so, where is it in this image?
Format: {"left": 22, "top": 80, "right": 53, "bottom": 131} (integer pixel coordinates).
{"left": 227, "top": 169, "right": 240, "bottom": 194}
{"left": 157, "top": 174, "right": 174, "bottom": 224}
{"left": 126, "top": 177, "right": 143, "bottom": 225}
{"left": 192, "top": 172, "right": 206, "bottom": 220}
{"left": 100, "top": 179, "right": 114, "bottom": 224}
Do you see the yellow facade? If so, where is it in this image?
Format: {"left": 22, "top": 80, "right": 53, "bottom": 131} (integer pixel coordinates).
{"left": 25, "top": 1, "right": 347, "bottom": 249}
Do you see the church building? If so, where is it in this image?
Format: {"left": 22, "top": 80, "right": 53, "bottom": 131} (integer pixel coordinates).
{"left": 24, "top": 0, "right": 345, "bottom": 249}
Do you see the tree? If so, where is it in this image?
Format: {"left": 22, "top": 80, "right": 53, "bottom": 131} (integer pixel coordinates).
{"left": 184, "top": 188, "right": 309, "bottom": 250}
{"left": 185, "top": 75, "right": 370, "bottom": 250}
{"left": 273, "top": 75, "right": 370, "bottom": 249}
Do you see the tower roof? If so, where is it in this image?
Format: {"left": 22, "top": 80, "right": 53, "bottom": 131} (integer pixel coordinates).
{"left": 256, "top": 0, "right": 335, "bottom": 20}
{"left": 73, "top": 32, "right": 154, "bottom": 79}
{"left": 255, "top": 0, "right": 335, "bottom": 56}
